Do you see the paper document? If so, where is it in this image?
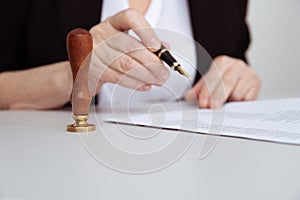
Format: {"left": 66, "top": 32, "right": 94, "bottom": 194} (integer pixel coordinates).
{"left": 104, "top": 99, "right": 300, "bottom": 145}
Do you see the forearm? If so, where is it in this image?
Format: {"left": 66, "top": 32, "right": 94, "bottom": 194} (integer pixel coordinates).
{"left": 0, "top": 61, "right": 72, "bottom": 110}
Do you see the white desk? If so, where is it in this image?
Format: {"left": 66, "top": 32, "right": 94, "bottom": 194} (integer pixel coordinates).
{"left": 1, "top": 102, "right": 300, "bottom": 200}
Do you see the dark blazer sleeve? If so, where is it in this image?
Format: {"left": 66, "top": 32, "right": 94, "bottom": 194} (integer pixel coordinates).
{"left": 188, "top": 0, "right": 250, "bottom": 79}
{"left": 0, "top": 0, "right": 102, "bottom": 73}
{"left": 0, "top": 0, "right": 30, "bottom": 72}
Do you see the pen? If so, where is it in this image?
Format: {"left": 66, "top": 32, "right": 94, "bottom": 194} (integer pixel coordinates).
{"left": 154, "top": 44, "right": 192, "bottom": 80}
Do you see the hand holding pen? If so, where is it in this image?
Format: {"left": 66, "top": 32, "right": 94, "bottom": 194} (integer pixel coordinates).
{"left": 88, "top": 8, "right": 191, "bottom": 93}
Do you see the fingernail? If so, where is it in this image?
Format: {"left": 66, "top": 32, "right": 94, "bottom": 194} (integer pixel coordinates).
{"left": 160, "top": 69, "right": 169, "bottom": 80}
{"left": 150, "top": 38, "right": 161, "bottom": 50}
{"left": 142, "top": 84, "right": 151, "bottom": 90}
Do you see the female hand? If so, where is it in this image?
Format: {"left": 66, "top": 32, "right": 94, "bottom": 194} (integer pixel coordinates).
{"left": 184, "top": 55, "right": 262, "bottom": 108}
{"left": 88, "top": 8, "right": 170, "bottom": 93}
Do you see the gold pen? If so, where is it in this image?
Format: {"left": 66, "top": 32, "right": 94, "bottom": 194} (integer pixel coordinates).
{"left": 154, "top": 45, "right": 192, "bottom": 80}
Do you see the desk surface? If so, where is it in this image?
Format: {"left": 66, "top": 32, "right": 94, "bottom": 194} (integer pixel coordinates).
{"left": 1, "top": 102, "right": 300, "bottom": 200}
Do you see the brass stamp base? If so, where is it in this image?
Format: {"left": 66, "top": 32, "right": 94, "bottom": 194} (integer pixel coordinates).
{"left": 66, "top": 115, "right": 95, "bottom": 133}
{"left": 66, "top": 123, "right": 95, "bottom": 132}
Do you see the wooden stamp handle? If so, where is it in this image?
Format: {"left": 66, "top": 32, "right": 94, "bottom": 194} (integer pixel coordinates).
{"left": 67, "top": 28, "right": 93, "bottom": 115}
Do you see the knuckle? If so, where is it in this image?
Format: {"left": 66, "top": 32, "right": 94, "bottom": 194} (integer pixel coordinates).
{"left": 122, "top": 8, "right": 141, "bottom": 26}
{"left": 247, "top": 67, "right": 259, "bottom": 80}
{"left": 89, "top": 26, "right": 97, "bottom": 36}
{"left": 103, "top": 67, "right": 122, "bottom": 84}
{"left": 120, "top": 56, "right": 134, "bottom": 72}
{"left": 242, "top": 66, "right": 251, "bottom": 74}
{"left": 213, "top": 56, "right": 229, "bottom": 72}
{"left": 90, "top": 23, "right": 110, "bottom": 39}
{"left": 215, "top": 55, "right": 226, "bottom": 62}
{"left": 90, "top": 24, "right": 101, "bottom": 34}
{"left": 124, "top": 8, "right": 138, "bottom": 17}
{"left": 231, "top": 63, "right": 241, "bottom": 71}
{"left": 235, "top": 59, "right": 245, "bottom": 66}
{"left": 223, "top": 72, "right": 236, "bottom": 88}
{"left": 89, "top": 23, "right": 100, "bottom": 33}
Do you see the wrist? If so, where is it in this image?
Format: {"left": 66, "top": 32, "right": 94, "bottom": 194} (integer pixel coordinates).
{"left": 53, "top": 61, "right": 73, "bottom": 104}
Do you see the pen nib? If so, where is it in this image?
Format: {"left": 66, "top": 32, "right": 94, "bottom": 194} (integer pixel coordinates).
{"left": 176, "top": 66, "right": 193, "bottom": 80}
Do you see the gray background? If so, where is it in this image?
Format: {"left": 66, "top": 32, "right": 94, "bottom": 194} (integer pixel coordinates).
{"left": 248, "top": 0, "right": 300, "bottom": 99}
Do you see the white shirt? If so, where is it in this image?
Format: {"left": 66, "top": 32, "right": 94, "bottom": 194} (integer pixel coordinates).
{"left": 99, "top": 0, "right": 197, "bottom": 107}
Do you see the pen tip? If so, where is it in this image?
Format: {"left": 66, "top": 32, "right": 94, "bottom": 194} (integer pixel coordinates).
{"left": 176, "top": 66, "right": 193, "bottom": 80}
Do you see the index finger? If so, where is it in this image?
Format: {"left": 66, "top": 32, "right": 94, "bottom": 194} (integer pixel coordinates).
{"left": 107, "top": 8, "right": 161, "bottom": 51}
